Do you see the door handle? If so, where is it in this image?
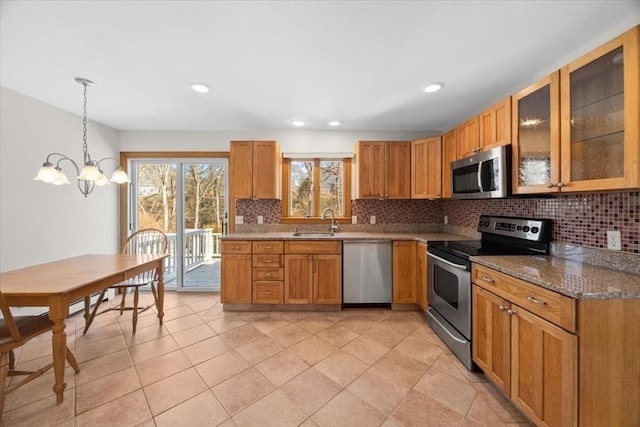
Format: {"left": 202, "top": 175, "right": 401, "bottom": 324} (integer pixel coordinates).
{"left": 428, "top": 253, "right": 468, "bottom": 271}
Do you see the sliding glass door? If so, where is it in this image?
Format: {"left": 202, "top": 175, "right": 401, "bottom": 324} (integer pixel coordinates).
{"left": 130, "top": 158, "right": 228, "bottom": 292}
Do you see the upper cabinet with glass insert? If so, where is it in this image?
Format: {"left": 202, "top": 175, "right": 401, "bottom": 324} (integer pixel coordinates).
{"left": 512, "top": 72, "right": 560, "bottom": 194}
{"left": 559, "top": 25, "right": 639, "bottom": 192}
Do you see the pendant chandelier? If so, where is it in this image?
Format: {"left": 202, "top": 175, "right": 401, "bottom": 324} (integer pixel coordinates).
{"left": 33, "top": 77, "right": 130, "bottom": 197}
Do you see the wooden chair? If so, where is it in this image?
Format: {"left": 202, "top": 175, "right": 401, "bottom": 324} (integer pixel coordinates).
{"left": 83, "top": 228, "right": 168, "bottom": 334}
{"left": 0, "top": 292, "right": 80, "bottom": 420}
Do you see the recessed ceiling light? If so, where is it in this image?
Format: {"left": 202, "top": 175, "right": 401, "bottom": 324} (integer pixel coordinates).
{"left": 423, "top": 82, "right": 445, "bottom": 93}
{"left": 191, "top": 83, "right": 210, "bottom": 93}
{"left": 291, "top": 120, "right": 306, "bottom": 127}
{"left": 328, "top": 121, "right": 341, "bottom": 127}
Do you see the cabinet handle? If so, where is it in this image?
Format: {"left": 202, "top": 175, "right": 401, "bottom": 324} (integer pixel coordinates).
{"left": 556, "top": 182, "right": 565, "bottom": 188}
{"left": 232, "top": 246, "right": 240, "bottom": 250}
{"left": 498, "top": 305, "right": 507, "bottom": 311}
{"left": 265, "top": 273, "right": 273, "bottom": 278}
{"left": 546, "top": 183, "right": 556, "bottom": 188}
{"left": 265, "top": 259, "right": 273, "bottom": 264}
{"left": 507, "top": 309, "right": 516, "bottom": 315}
{"left": 263, "top": 291, "right": 273, "bottom": 295}
{"left": 481, "top": 276, "right": 494, "bottom": 283}
{"left": 526, "top": 295, "right": 547, "bottom": 305}
{"left": 264, "top": 246, "right": 273, "bottom": 249}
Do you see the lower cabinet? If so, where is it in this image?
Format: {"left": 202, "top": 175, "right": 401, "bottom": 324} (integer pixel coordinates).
{"left": 472, "top": 264, "right": 579, "bottom": 427}
{"left": 416, "top": 242, "right": 427, "bottom": 310}
{"left": 392, "top": 240, "right": 417, "bottom": 304}
{"left": 220, "top": 241, "right": 252, "bottom": 303}
{"left": 284, "top": 240, "right": 342, "bottom": 305}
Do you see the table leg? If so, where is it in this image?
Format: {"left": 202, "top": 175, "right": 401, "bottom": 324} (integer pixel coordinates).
{"left": 49, "top": 312, "right": 67, "bottom": 404}
{"left": 157, "top": 265, "right": 164, "bottom": 325}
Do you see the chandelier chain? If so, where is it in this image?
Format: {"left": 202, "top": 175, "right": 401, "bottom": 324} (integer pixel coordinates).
{"left": 82, "top": 83, "right": 88, "bottom": 156}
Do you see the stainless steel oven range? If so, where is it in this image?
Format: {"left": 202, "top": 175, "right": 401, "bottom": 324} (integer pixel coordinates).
{"left": 426, "top": 215, "right": 552, "bottom": 370}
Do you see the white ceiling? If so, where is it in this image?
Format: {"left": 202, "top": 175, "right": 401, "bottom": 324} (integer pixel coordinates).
{"left": 1, "top": 1, "right": 639, "bottom": 132}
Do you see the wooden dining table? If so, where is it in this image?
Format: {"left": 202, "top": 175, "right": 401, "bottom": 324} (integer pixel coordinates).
{"left": 0, "top": 253, "right": 168, "bottom": 404}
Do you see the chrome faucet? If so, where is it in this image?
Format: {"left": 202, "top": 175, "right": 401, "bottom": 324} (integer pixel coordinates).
{"left": 322, "top": 208, "right": 339, "bottom": 233}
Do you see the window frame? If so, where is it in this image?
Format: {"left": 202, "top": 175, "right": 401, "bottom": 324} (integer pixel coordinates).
{"left": 282, "top": 157, "right": 351, "bottom": 223}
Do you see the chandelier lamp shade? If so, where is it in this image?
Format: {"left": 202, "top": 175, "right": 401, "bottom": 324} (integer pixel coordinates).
{"left": 33, "top": 77, "right": 130, "bottom": 197}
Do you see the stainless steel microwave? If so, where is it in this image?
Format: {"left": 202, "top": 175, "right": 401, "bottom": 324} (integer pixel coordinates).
{"left": 450, "top": 145, "right": 510, "bottom": 199}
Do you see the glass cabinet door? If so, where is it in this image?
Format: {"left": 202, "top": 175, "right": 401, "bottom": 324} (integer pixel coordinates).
{"left": 512, "top": 72, "right": 560, "bottom": 194}
{"left": 560, "top": 26, "right": 639, "bottom": 191}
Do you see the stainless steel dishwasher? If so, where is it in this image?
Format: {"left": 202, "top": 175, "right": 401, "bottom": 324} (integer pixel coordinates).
{"left": 342, "top": 240, "right": 392, "bottom": 306}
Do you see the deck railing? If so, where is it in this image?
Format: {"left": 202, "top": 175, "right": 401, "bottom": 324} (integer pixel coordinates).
{"left": 164, "top": 229, "right": 222, "bottom": 277}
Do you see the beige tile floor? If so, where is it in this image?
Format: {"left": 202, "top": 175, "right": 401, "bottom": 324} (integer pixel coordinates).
{"left": 2, "top": 293, "right": 533, "bottom": 427}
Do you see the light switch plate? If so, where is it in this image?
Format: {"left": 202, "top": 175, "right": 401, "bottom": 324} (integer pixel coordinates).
{"left": 257, "top": 215, "right": 264, "bottom": 224}
{"left": 370, "top": 215, "right": 376, "bottom": 224}
{"left": 235, "top": 215, "right": 243, "bottom": 225}
{"left": 352, "top": 215, "right": 357, "bottom": 224}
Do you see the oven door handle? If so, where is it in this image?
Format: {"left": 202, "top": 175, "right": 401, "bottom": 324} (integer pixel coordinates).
{"left": 427, "top": 309, "right": 468, "bottom": 344}
{"left": 429, "top": 253, "right": 469, "bottom": 271}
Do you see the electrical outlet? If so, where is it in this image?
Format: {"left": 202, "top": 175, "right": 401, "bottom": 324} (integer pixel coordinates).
{"left": 444, "top": 215, "right": 448, "bottom": 225}
{"left": 352, "top": 215, "right": 357, "bottom": 224}
{"left": 235, "top": 215, "right": 243, "bottom": 225}
{"left": 607, "top": 230, "right": 621, "bottom": 250}
{"left": 370, "top": 215, "right": 376, "bottom": 224}
{"left": 257, "top": 215, "right": 263, "bottom": 224}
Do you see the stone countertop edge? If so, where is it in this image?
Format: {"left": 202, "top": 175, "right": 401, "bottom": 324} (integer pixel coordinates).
{"left": 471, "top": 255, "right": 640, "bottom": 300}
{"left": 220, "top": 231, "right": 469, "bottom": 243}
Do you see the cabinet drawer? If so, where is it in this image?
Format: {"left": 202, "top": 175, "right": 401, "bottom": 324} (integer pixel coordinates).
{"left": 222, "top": 241, "right": 252, "bottom": 254}
{"left": 253, "top": 282, "right": 283, "bottom": 304}
{"left": 473, "top": 264, "right": 576, "bottom": 332}
{"left": 252, "top": 241, "right": 284, "bottom": 254}
{"left": 253, "top": 253, "right": 283, "bottom": 268}
{"left": 284, "top": 240, "right": 342, "bottom": 254}
{"left": 253, "top": 268, "right": 284, "bottom": 281}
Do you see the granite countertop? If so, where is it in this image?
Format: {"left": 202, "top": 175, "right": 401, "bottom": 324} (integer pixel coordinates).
{"left": 472, "top": 255, "right": 640, "bottom": 300}
{"left": 221, "top": 231, "right": 469, "bottom": 244}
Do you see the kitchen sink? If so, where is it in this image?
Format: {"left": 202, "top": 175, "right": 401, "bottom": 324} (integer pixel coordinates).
{"left": 292, "top": 231, "right": 335, "bottom": 237}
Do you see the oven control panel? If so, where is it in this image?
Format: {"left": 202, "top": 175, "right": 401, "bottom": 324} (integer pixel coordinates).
{"left": 477, "top": 215, "right": 551, "bottom": 242}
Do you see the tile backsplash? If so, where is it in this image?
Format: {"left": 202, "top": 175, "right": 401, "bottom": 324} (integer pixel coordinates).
{"left": 442, "top": 191, "right": 639, "bottom": 254}
{"left": 235, "top": 191, "right": 639, "bottom": 254}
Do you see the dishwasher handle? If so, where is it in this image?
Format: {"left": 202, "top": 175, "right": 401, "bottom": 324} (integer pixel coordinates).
{"left": 344, "top": 240, "right": 392, "bottom": 244}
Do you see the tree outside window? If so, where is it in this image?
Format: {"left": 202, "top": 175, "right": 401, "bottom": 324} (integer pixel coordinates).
{"left": 288, "top": 159, "right": 345, "bottom": 217}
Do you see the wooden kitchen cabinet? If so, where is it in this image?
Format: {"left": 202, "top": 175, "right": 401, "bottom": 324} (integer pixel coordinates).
{"left": 354, "top": 141, "right": 411, "bottom": 199}
{"left": 416, "top": 242, "right": 427, "bottom": 310}
{"left": 220, "top": 241, "right": 252, "bottom": 304}
{"left": 392, "top": 241, "right": 417, "bottom": 304}
{"left": 455, "top": 116, "right": 481, "bottom": 159}
{"left": 441, "top": 130, "right": 457, "bottom": 198}
{"left": 411, "top": 137, "right": 442, "bottom": 199}
{"left": 558, "top": 25, "right": 640, "bottom": 192}
{"left": 472, "top": 285, "right": 511, "bottom": 393}
{"left": 284, "top": 240, "right": 342, "bottom": 305}
{"left": 512, "top": 72, "right": 561, "bottom": 194}
{"left": 480, "top": 97, "right": 511, "bottom": 151}
{"left": 470, "top": 264, "right": 640, "bottom": 427}
{"left": 252, "top": 240, "right": 283, "bottom": 304}
{"left": 230, "top": 141, "right": 281, "bottom": 199}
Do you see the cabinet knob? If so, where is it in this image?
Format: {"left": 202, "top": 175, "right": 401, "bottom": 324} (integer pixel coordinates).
{"left": 546, "top": 183, "right": 556, "bottom": 188}
{"left": 246, "top": 256, "right": 251, "bottom": 260}
{"left": 507, "top": 309, "right": 516, "bottom": 315}
{"left": 498, "top": 305, "right": 507, "bottom": 311}
{"left": 556, "top": 182, "right": 565, "bottom": 188}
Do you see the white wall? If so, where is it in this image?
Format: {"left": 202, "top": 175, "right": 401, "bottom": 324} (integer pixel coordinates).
{"left": 0, "top": 87, "right": 121, "bottom": 272}
{"left": 118, "top": 129, "right": 438, "bottom": 153}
